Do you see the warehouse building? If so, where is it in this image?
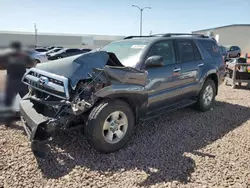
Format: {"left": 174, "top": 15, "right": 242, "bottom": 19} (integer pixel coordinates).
{"left": 192, "top": 24, "right": 250, "bottom": 55}
{"left": 0, "top": 30, "right": 125, "bottom": 49}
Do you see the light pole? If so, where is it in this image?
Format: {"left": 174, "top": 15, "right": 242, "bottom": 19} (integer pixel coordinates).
{"left": 132, "top": 5, "right": 151, "bottom": 36}
{"left": 34, "top": 23, "right": 38, "bottom": 47}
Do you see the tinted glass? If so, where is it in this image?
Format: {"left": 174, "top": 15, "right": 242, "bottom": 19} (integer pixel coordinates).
{"left": 235, "top": 46, "right": 240, "bottom": 50}
{"left": 177, "top": 41, "right": 195, "bottom": 62}
{"left": 66, "top": 49, "right": 81, "bottom": 53}
{"left": 36, "top": 48, "right": 47, "bottom": 52}
{"left": 201, "top": 40, "right": 221, "bottom": 57}
{"left": 147, "top": 40, "right": 176, "bottom": 65}
{"left": 193, "top": 43, "right": 202, "bottom": 60}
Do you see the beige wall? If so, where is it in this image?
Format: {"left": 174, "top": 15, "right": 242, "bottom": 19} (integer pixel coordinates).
{"left": 192, "top": 26, "right": 250, "bottom": 55}
{"left": 0, "top": 31, "right": 125, "bottom": 49}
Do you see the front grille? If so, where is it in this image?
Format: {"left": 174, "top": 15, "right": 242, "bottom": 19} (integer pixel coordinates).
{"left": 29, "top": 71, "right": 64, "bottom": 86}
{"left": 22, "top": 68, "right": 69, "bottom": 99}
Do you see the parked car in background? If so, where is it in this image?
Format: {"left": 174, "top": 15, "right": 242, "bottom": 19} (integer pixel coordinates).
{"left": 219, "top": 45, "right": 229, "bottom": 61}
{"left": 20, "top": 33, "right": 225, "bottom": 157}
{"left": 35, "top": 47, "right": 48, "bottom": 53}
{"left": 47, "top": 45, "right": 64, "bottom": 50}
{"left": 40, "top": 47, "right": 63, "bottom": 56}
{"left": 226, "top": 45, "right": 241, "bottom": 58}
{"left": 47, "top": 48, "right": 83, "bottom": 60}
{"left": 25, "top": 49, "right": 48, "bottom": 63}
{"left": 81, "top": 48, "right": 92, "bottom": 53}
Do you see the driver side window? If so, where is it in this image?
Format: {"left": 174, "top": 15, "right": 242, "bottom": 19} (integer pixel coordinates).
{"left": 147, "top": 40, "right": 176, "bottom": 65}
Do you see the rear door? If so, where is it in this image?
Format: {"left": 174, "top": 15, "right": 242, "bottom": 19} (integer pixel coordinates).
{"left": 174, "top": 39, "right": 204, "bottom": 98}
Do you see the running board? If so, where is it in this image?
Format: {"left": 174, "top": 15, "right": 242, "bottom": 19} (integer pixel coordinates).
{"left": 141, "top": 99, "right": 197, "bottom": 121}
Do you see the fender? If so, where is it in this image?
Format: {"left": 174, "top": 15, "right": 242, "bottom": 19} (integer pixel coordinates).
{"left": 95, "top": 84, "right": 148, "bottom": 123}
{"left": 196, "top": 66, "right": 219, "bottom": 96}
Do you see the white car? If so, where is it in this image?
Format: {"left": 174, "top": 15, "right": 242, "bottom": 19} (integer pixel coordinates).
{"left": 39, "top": 47, "right": 63, "bottom": 56}
{"left": 25, "top": 49, "right": 48, "bottom": 63}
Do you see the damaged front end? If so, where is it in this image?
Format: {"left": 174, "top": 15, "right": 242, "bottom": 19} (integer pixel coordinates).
{"left": 20, "top": 51, "right": 148, "bottom": 157}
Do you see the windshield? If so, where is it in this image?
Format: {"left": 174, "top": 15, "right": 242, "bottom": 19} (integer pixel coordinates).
{"left": 54, "top": 49, "right": 65, "bottom": 54}
{"left": 100, "top": 40, "right": 149, "bottom": 67}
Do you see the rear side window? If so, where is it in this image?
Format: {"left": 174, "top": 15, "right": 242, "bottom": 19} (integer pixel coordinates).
{"left": 201, "top": 40, "right": 221, "bottom": 57}
{"left": 176, "top": 40, "right": 202, "bottom": 62}
{"left": 66, "top": 49, "right": 81, "bottom": 53}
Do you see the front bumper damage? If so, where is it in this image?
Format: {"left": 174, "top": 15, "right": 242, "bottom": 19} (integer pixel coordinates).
{"left": 20, "top": 99, "right": 57, "bottom": 158}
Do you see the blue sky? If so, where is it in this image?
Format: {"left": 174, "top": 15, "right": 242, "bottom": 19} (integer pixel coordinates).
{"left": 0, "top": 0, "right": 249, "bottom": 36}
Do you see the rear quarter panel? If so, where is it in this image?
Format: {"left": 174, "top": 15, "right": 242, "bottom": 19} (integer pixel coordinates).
{"left": 194, "top": 40, "right": 225, "bottom": 94}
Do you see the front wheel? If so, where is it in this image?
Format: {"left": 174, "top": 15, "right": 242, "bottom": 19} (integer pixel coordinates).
{"left": 196, "top": 79, "right": 216, "bottom": 112}
{"left": 84, "top": 99, "right": 135, "bottom": 153}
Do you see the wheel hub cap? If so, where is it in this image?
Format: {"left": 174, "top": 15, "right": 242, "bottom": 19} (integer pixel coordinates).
{"left": 203, "top": 85, "right": 213, "bottom": 105}
{"left": 102, "top": 111, "right": 128, "bottom": 144}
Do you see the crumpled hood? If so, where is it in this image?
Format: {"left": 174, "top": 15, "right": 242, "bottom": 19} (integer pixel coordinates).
{"left": 36, "top": 51, "right": 110, "bottom": 88}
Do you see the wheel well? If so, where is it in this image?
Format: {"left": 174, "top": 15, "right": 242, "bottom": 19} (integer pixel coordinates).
{"left": 95, "top": 97, "right": 138, "bottom": 124}
{"left": 117, "top": 97, "right": 138, "bottom": 124}
{"left": 35, "top": 59, "right": 41, "bottom": 63}
{"left": 207, "top": 73, "right": 218, "bottom": 95}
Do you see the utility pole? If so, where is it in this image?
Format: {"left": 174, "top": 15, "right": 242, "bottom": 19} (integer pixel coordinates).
{"left": 132, "top": 5, "right": 151, "bottom": 36}
{"left": 34, "top": 23, "right": 38, "bottom": 47}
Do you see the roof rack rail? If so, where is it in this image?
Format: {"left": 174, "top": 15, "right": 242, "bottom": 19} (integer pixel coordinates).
{"left": 123, "top": 35, "right": 155, "bottom": 39}
{"left": 123, "top": 33, "right": 209, "bottom": 40}
{"left": 161, "top": 33, "right": 208, "bottom": 38}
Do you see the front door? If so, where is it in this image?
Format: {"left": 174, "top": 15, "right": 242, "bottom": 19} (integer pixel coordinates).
{"left": 144, "top": 40, "right": 183, "bottom": 113}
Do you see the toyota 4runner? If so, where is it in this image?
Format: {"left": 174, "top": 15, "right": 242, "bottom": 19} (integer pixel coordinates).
{"left": 20, "top": 33, "right": 225, "bottom": 158}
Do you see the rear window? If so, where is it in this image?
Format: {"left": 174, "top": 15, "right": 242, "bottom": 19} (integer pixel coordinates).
{"left": 66, "top": 49, "right": 81, "bottom": 53}
{"left": 201, "top": 40, "right": 221, "bottom": 57}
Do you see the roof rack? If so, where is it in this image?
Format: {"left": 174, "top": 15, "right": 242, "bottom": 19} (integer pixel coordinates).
{"left": 123, "top": 33, "right": 208, "bottom": 40}
{"left": 162, "top": 33, "right": 208, "bottom": 38}
{"left": 123, "top": 35, "right": 155, "bottom": 39}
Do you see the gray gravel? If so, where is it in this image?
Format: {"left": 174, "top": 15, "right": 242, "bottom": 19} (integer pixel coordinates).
{"left": 0, "top": 84, "right": 250, "bottom": 188}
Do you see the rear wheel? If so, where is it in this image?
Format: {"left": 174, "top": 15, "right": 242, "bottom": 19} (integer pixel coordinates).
{"left": 196, "top": 79, "right": 216, "bottom": 112}
{"left": 84, "top": 99, "right": 135, "bottom": 153}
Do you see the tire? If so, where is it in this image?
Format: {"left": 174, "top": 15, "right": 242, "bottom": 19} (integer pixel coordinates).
{"left": 196, "top": 79, "right": 216, "bottom": 112}
{"left": 84, "top": 99, "right": 135, "bottom": 153}
{"left": 237, "top": 53, "right": 241, "bottom": 57}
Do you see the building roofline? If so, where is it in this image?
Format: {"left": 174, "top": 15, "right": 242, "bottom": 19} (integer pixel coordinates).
{"left": 192, "top": 24, "right": 250, "bottom": 33}
{"left": 0, "top": 30, "right": 125, "bottom": 38}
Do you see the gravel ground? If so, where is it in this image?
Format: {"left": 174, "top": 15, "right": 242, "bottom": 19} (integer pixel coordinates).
{"left": 0, "top": 84, "right": 250, "bottom": 188}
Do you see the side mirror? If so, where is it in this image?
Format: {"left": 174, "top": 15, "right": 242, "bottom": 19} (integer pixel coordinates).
{"left": 145, "top": 55, "right": 164, "bottom": 68}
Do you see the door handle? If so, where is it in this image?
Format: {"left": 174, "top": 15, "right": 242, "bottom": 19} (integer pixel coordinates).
{"left": 173, "top": 68, "right": 181, "bottom": 72}
{"left": 198, "top": 63, "right": 204, "bottom": 67}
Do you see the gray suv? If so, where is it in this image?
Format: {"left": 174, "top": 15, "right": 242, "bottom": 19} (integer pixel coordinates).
{"left": 227, "top": 45, "right": 241, "bottom": 58}
{"left": 20, "top": 33, "right": 225, "bottom": 158}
